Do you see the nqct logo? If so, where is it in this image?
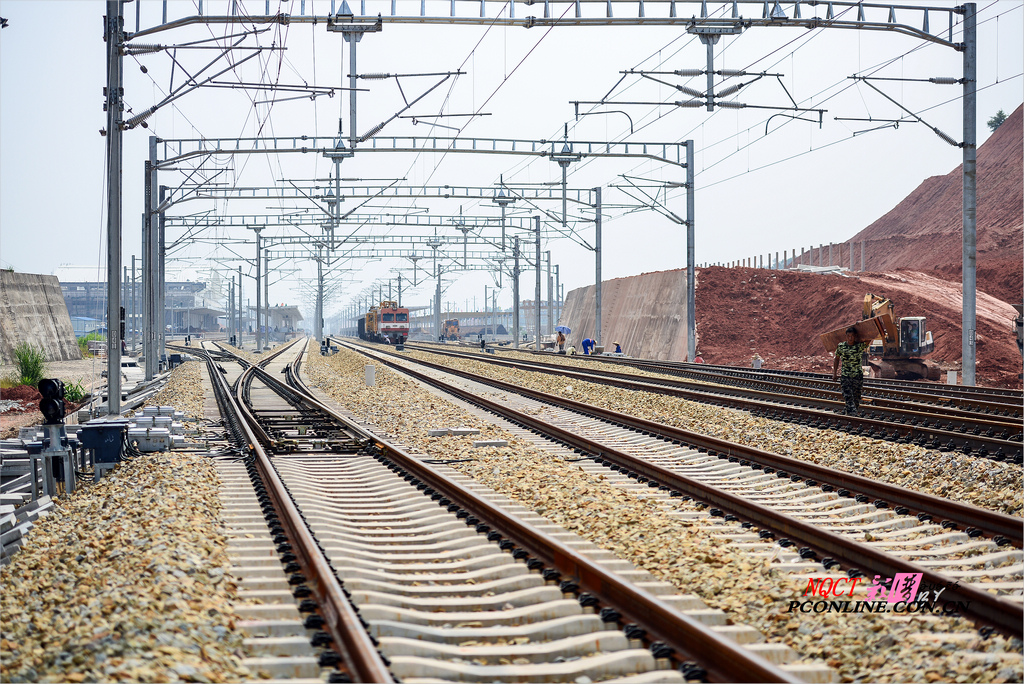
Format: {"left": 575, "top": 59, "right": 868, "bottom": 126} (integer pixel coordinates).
{"left": 802, "top": 576, "right": 862, "bottom": 599}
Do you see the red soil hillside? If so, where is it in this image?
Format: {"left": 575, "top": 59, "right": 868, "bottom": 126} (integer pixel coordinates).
{"left": 694, "top": 266, "right": 1021, "bottom": 389}
{"left": 848, "top": 104, "right": 1022, "bottom": 304}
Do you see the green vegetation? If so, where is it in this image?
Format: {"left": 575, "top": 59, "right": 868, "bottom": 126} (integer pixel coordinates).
{"left": 0, "top": 374, "right": 20, "bottom": 389}
{"left": 77, "top": 332, "right": 105, "bottom": 358}
{"left": 13, "top": 342, "right": 45, "bottom": 387}
{"left": 987, "top": 109, "right": 1007, "bottom": 132}
{"left": 63, "top": 378, "right": 88, "bottom": 403}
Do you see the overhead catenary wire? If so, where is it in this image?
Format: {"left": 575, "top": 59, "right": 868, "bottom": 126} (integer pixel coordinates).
{"left": 133, "top": 1, "right": 1014, "bottom": 310}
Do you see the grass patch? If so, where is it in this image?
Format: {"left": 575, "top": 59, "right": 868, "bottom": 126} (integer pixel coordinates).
{"left": 13, "top": 342, "right": 45, "bottom": 387}
{"left": 63, "top": 378, "right": 88, "bottom": 403}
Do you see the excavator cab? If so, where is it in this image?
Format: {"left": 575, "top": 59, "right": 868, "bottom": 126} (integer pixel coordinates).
{"left": 860, "top": 293, "right": 939, "bottom": 380}
{"left": 898, "top": 317, "right": 934, "bottom": 355}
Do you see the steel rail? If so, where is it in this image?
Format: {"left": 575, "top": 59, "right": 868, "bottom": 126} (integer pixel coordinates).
{"left": 480, "top": 341, "right": 1023, "bottom": 405}
{"left": 598, "top": 359, "right": 1022, "bottom": 418}
{"left": 626, "top": 361, "right": 1023, "bottom": 417}
{"left": 569, "top": 351, "right": 1024, "bottom": 404}
{"left": 341, "top": 341, "right": 1024, "bottom": 638}
{"left": 411, "top": 344, "right": 1022, "bottom": 432}
{"left": 469, "top": 340, "right": 1023, "bottom": 415}
{"left": 202, "top": 344, "right": 394, "bottom": 683}
{"left": 280, "top": 345, "right": 801, "bottom": 683}
{"left": 400, "top": 343, "right": 1022, "bottom": 461}
{"left": 357, "top": 342, "right": 1024, "bottom": 542}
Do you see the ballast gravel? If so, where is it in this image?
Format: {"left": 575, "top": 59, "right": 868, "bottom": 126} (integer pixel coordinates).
{"left": 413, "top": 348, "right": 1024, "bottom": 518}
{"left": 0, "top": 363, "right": 252, "bottom": 684}
{"left": 306, "top": 343, "right": 1023, "bottom": 684}
{"left": 143, "top": 360, "right": 205, "bottom": 418}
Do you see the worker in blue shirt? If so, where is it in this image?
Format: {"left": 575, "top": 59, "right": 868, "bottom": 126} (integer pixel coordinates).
{"left": 581, "top": 338, "right": 594, "bottom": 355}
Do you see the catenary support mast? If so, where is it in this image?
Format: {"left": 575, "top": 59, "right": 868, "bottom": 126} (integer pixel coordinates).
{"left": 962, "top": 2, "right": 977, "bottom": 386}
{"left": 686, "top": 140, "right": 695, "bottom": 362}
{"left": 105, "top": 0, "right": 124, "bottom": 414}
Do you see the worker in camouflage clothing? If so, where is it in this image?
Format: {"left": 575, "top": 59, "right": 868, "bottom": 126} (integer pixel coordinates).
{"left": 832, "top": 326, "right": 868, "bottom": 415}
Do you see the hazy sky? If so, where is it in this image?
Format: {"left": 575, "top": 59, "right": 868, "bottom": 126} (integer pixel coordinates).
{"left": 1, "top": 0, "right": 1021, "bottom": 325}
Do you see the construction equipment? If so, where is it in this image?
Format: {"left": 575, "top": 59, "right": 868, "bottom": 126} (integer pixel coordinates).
{"left": 861, "top": 294, "right": 939, "bottom": 380}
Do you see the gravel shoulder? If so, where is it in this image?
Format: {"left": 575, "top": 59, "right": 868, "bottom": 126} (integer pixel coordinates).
{"left": 306, "top": 343, "right": 1024, "bottom": 684}
{"left": 0, "top": 364, "right": 253, "bottom": 684}
{"left": 412, "top": 347, "right": 1023, "bottom": 518}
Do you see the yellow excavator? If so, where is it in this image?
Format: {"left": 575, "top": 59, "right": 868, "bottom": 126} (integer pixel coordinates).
{"left": 862, "top": 294, "right": 940, "bottom": 380}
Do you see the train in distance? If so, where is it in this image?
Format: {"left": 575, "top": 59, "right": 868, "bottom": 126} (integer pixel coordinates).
{"left": 358, "top": 301, "right": 409, "bottom": 344}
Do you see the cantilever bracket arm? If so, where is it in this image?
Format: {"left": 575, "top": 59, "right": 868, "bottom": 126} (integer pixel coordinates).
{"left": 852, "top": 77, "right": 962, "bottom": 146}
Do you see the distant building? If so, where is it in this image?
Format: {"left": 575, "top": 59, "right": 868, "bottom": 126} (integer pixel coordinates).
{"left": 70, "top": 316, "right": 103, "bottom": 336}
{"left": 268, "top": 305, "right": 303, "bottom": 332}
{"left": 59, "top": 280, "right": 224, "bottom": 333}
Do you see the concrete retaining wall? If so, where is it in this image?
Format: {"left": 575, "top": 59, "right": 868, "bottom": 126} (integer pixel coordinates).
{"left": 0, "top": 272, "right": 82, "bottom": 364}
{"left": 560, "top": 269, "right": 690, "bottom": 360}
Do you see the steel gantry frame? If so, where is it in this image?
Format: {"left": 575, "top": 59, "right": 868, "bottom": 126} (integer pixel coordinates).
{"left": 131, "top": 1, "right": 960, "bottom": 48}
{"left": 118, "top": 0, "right": 976, "bottom": 382}
{"left": 126, "top": 0, "right": 698, "bottom": 362}
{"left": 149, "top": 128, "right": 693, "bottom": 349}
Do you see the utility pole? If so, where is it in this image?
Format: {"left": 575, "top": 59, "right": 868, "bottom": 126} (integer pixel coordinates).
{"left": 228, "top": 280, "right": 234, "bottom": 344}
{"left": 130, "top": 255, "right": 136, "bottom": 353}
{"left": 143, "top": 138, "right": 158, "bottom": 380}
{"left": 252, "top": 227, "right": 262, "bottom": 350}
{"left": 534, "top": 217, "right": 542, "bottom": 349}
{"left": 962, "top": 2, "right": 978, "bottom": 385}
{"left": 554, "top": 264, "right": 560, "bottom": 327}
{"left": 434, "top": 267, "right": 442, "bottom": 342}
{"left": 397, "top": 272, "right": 402, "bottom": 307}
{"left": 493, "top": 188, "right": 516, "bottom": 251}
{"left": 158, "top": 186, "right": 166, "bottom": 368}
{"left": 686, "top": 140, "right": 696, "bottom": 362}
{"left": 264, "top": 251, "right": 270, "bottom": 346}
{"left": 594, "top": 187, "right": 602, "bottom": 347}
{"left": 238, "top": 266, "right": 243, "bottom": 346}
{"left": 315, "top": 247, "right": 324, "bottom": 341}
{"left": 104, "top": 0, "right": 124, "bottom": 414}
{"left": 513, "top": 236, "right": 521, "bottom": 350}
{"left": 546, "top": 250, "right": 552, "bottom": 334}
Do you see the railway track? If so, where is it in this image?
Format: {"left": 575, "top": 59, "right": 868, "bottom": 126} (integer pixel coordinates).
{"left": 565, "top": 357, "right": 1023, "bottom": 419}
{"left": 198, "top": 340, "right": 810, "bottom": 682}
{"left": 436, "top": 339, "right": 1021, "bottom": 415}
{"left": 336, "top": 339, "right": 1023, "bottom": 639}
{"left": 398, "top": 342, "right": 1023, "bottom": 463}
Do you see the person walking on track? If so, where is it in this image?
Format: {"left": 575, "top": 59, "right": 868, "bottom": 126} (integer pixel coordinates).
{"left": 832, "top": 326, "right": 868, "bottom": 415}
